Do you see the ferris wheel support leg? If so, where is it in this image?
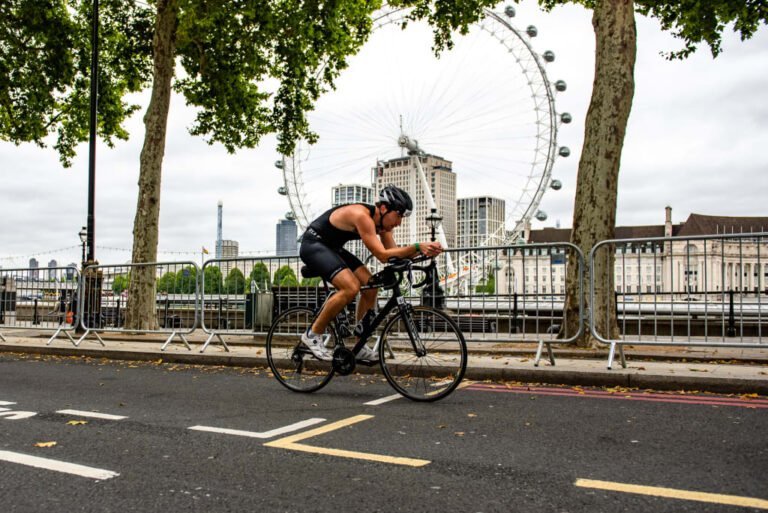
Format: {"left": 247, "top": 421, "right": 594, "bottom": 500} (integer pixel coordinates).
{"left": 411, "top": 154, "right": 455, "bottom": 275}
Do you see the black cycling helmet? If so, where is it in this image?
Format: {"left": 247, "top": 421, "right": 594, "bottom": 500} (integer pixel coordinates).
{"left": 378, "top": 184, "right": 413, "bottom": 217}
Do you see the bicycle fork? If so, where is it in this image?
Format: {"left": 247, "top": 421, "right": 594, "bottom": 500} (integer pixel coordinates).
{"left": 396, "top": 297, "right": 426, "bottom": 357}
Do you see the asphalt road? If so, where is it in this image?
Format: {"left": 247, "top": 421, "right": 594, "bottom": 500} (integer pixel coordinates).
{"left": 1, "top": 353, "right": 766, "bottom": 513}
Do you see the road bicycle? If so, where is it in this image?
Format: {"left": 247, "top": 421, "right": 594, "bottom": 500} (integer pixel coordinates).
{"left": 265, "top": 255, "right": 467, "bottom": 402}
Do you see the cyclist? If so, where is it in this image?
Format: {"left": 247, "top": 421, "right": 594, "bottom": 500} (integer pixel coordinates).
{"left": 299, "top": 184, "right": 443, "bottom": 361}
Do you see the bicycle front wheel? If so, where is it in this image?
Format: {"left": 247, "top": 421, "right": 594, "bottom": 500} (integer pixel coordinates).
{"left": 266, "top": 306, "right": 335, "bottom": 393}
{"left": 379, "top": 306, "right": 467, "bottom": 402}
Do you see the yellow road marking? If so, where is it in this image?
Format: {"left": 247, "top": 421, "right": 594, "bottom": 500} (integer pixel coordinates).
{"left": 264, "top": 414, "right": 430, "bottom": 467}
{"left": 576, "top": 479, "right": 768, "bottom": 510}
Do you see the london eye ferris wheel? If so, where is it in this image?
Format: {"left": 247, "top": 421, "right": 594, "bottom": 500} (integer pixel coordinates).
{"left": 277, "top": 4, "right": 571, "bottom": 248}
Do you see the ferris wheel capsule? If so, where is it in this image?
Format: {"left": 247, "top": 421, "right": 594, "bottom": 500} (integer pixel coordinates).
{"left": 526, "top": 25, "right": 537, "bottom": 37}
{"left": 559, "top": 146, "right": 571, "bottom": 157}
{"left": 560, "top": 112, "right": 572, "bottom": 124}
{"left": 274, "top": 160, "right": 284, "bottom": 169}
{"left": 543, "top": 50, "right": 555, "bottom": 62}
{"left": 550, "top": 179, "right": 562, "bottom": 190}
{"left": 555, "top": 80, "right": 567, "bottom": 92}
{"left": 285, "top": 211, "right": 296, "bottom": 221}
{"left": 535, "top": 210, "right": 548, "bottom": 221}
{"left": 504, "top": 5, "right": 516, "bottom": 17}
{"left": 278, "top": 186, "right": 287, "bottom": 195}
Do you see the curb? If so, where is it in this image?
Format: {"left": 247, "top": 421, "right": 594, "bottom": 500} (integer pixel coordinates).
{"left": 2, "top": 343, "right": 766, "bottom": 396}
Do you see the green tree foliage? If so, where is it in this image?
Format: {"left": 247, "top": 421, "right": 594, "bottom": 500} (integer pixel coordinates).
{"left": 634, "top": 1, "right": 768, "bottom": 60}
{"left": 175, "top": 266, "right": 197, "bottom": 294}
{"left": 248, "top": 263, "right": 272, "bottom": 291}
{"left": 300, "top": 276, "right": 323, "bottom": 287}
{"left": 475, "top": 270, "right": 495, "bottom": 294}
{"left": 111, "top": 274, "right": 130, "bottom": 294}
{"left": 224, "top": 268, "right": 246, "bottom": 294}
{"left": 2, "top": 0, "right": 497, "bottom": 162}
{"left": 203, "top": 266, "right": 223, "bottom": 294}
{"left": 274, "top": 265, "right": 298, "bottom": 287}
{"left": 156, "top": 272, "right": 176, "bottom": 293}
{"left": 0, "top": 0, "right": 153, "bottom": 164}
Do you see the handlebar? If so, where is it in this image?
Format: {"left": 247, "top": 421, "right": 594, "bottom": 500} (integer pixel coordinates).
{"left": 385, "top": 255, "right": 436, "bottom": 288}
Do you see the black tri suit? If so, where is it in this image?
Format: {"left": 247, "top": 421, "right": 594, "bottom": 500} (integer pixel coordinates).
{"left": 299, "top": 204, "right": 376, "bottom": 282}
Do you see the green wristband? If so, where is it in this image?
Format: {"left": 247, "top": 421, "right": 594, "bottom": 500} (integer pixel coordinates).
{"left": 414, "top": 242, "right": 421, "bottom": 253}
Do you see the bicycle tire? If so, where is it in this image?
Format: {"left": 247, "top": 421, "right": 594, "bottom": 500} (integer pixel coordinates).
{"left": 379, "top": 305, "right": 467, "bottom": 402}
{"left": 266, "top": 306, "right": 335, "bottom": 393}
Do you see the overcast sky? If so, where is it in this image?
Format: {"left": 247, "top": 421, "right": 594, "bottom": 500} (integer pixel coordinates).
{"left": 1, "top": 0, "right": 766, "bottom": 268}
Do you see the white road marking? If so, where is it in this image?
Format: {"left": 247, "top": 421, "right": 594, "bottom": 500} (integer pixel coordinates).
{"left": 56, "top": 409, "right": 128, "bottom": 420}
{"left": 0, "top": 450, "right": 119, "bottom": 480}
{"left": 0, "top": 411, "right": 37, "bottom": 420}
{"left": 189, "top": 418, "right": 326, "bottom": 439}
{"left": 364, "top": 394, "right": 403, "bottom": 406}
{"left": 0, "top": 407, "right": 11, "bottom": 412}
{"left": 0, "top": 401, "right": 16, "bottom": 406}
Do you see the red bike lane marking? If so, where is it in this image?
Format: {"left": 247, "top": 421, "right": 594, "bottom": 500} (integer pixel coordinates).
{"left": 465, "top": 384, "right": 768, "bottom": 409}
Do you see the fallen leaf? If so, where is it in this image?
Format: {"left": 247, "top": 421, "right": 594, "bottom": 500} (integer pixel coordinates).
{"left": 437, "top": 425, "right": 447, "bottom": 429}
{"left": 454, "top": 432, "right": 465, "bottom": 436}
{"left": 66, "top": 420, "right": 87, "bottom": 426}
{"left": 467, "top": 413, "right": 477, "bottom": 418}
{"left": 34, "top": 441, "right": 57, "bottom": 448}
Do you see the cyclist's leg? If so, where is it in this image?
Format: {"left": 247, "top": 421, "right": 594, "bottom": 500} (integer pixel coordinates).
{"left": 342, "top": 250, "right": 376, "bottom": 317}
{"left": 310, "top": 269, "right": 360, "bottom": 334}
{"left": 350, "top": 263, "right": 379, "bottom": 361}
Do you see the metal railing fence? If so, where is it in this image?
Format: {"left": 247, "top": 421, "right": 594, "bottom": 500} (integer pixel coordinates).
{"left": 78, "top": 261, "right": 200, "bottom": 349}
{"left": 364, "top": 242, "right": 586, "bottom": 365}
{"left": 590, "top": 232, "right": 767, "bottom": 368}
{"left": 0, "top": 266, "right": 80, "bottom": 345}
{"left": 199, "top": 255, "right": 311, "bottom": 352}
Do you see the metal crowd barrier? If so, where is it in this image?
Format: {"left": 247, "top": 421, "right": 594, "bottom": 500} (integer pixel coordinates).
{"left": 365, "top": 242, "right": 586, "bottom": 366}
{"left": 199, "top": 255, "right": 312, "bottom": 352}
{"left": 590, "top": 233, "right": 767, "bottom": 368}
{"left": 78, "top": 261, "right": 200, "bottom": 350}
{"left": 0, "top": 266, "right": 80, "bottom": 345}
{"left": 199, "top": 244, "right": 585, "bottom": 364}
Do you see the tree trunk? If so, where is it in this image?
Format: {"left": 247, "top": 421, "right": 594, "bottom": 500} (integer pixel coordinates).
{"left": 125, "top": 0, "right": 179, "bottom": 330}
{"left": 561, "top": 0, "right": 636, "bottom": 348}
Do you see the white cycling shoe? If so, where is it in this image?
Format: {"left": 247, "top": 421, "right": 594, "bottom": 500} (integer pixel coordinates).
{"left": 355, "top": 345, "right": 378, "bottom": 362}
{"left": 300, "top": 330, "right": 332, "bottom": 361}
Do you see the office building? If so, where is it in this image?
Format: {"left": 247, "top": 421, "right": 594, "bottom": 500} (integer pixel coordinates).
{"left": 457, "top": 196, "right": 506, "bottom": 248}
{"left": 276, "top": 219, "right": 298, "bottom": 256}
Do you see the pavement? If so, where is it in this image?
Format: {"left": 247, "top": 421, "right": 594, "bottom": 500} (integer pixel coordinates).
{"left": 1, "top": 328, "right": 767, "bottom": 395}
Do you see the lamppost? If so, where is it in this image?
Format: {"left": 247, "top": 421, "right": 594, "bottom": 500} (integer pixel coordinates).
{"left": 86, "top": 0, "right": 99, "bottom": 265}
{"left": 423, "top": 208, "right": 446, "bottom": 309}
{"left": 78, "top": 227, "right": 88, "bottom": 268}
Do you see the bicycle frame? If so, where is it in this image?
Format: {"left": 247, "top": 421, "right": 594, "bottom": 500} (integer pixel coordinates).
{"left": 319, "top": 260, "right": 432, "bottom": 359}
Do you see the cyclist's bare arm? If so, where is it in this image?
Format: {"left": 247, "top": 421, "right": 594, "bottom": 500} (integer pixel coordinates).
{"left": 355, "top": 211, "right": 442, "bottom": 263}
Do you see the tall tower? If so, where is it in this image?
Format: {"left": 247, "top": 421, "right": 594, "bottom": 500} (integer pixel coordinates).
{"left": 216, "top": 200, "right": 223, "bottom": 259}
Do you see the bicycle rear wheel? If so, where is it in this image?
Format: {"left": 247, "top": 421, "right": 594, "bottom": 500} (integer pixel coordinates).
{"left": 266, "top": 306, "right": 335, "bottom": 393}
{"left": 379, "top": 306, "right": 467, "bottom": 401}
